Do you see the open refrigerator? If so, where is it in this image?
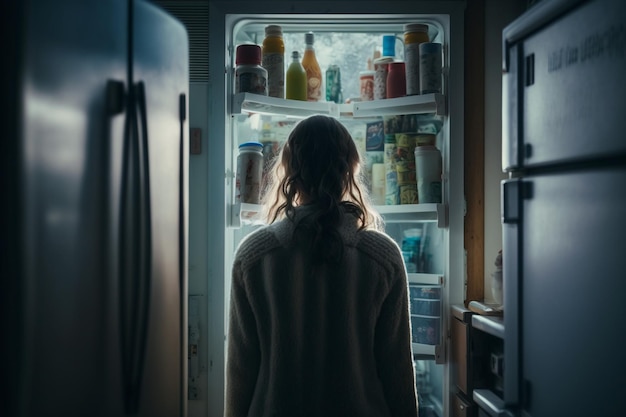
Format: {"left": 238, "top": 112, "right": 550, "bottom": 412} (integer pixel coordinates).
{"left": 206, "top": 2, "right": 465, "bottom": 416}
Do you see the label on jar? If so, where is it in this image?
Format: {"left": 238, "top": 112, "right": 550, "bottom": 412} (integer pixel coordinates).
{"left": 405, "top": 43, "right": 420, "bottom": 95}
{"left": 359, "top": 72, "right": 374, "bottom": 101}
{"left": 236, "top": 71, "right": 267, "bottom": 95}
{"left": 262, "top": 53, "right": 284, "bottom": 98}
{"left": 236, "top": 150, "right": 264, "bottom": 204}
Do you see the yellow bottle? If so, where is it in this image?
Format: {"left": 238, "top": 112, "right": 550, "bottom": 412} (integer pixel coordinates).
{"left": 301, "top": 32, "right": 322, "bottom": 102}
{"left": 262, "top": 25, "right": 285, "bottom": 98}
{"left": 286, "top": 51, "right": 307, "bottom": 101}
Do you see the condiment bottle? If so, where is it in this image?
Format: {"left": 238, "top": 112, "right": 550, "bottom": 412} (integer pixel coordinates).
{"left": 286, "top": 51, "right": 307, "bottom": 101}
{"left": 235, "top": 44, "right": 267, "bottom": 95}
{"left": 262, "top": 25, "right": 285, "bottom": 98}
{"left": 403, "top": 23, "right": 429, "bottom": 95}
{"left": 386, "top": 61, "right": 407, "bottom": 98}
{"left": 302, "top": 32, "right": 322, "bottom": 102}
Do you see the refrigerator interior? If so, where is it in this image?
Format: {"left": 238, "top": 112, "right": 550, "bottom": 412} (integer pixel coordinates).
{"left": 229, "top": 19, "right": 449, "bottom": 416}
{"left": 206, "top": 4, "right": 465, "bottom": 416}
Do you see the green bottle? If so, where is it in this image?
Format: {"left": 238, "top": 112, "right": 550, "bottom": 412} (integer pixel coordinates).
{"left": 286, "top": 51, "right": 307, "bottom": 101}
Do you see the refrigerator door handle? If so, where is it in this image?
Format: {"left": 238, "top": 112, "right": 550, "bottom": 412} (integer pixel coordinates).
{"left": 132, "top": 80, "right": 153, "bottom": 413}
{"left": 118, "top": 80, "right": 152, "bottom": 414}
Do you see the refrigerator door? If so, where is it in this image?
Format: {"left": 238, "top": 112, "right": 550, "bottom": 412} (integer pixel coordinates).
{"left": 517, "top": 167, "right": 626, "bottom": 416}
{"left": 502, "top": 0, "right": 626, "bottom": 171}
{"left": 129, "top": 1, "right": 188, "bottom": 416}
{"left": 8, "top": 0, "right": 128, "bottom": 415}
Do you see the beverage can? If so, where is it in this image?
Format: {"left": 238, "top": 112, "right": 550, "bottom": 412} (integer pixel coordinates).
{"left": 325, "top": 65, "right": 343, "bottom": 103}
{"left": 235, "top": 142, "right": 264, "bottom": 204}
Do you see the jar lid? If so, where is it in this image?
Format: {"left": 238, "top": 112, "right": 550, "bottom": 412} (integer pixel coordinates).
{"left": 359, "top": 70, "right": 375, "bottom": 76}
{"left": 419, "top": 42, "right": 442, "bottom": 54}
{"left": 404, "top": 23, "right": 429, "bottom": 33}
{"left": 236, "top": 44, "right": 262, "bottom": 65}
{"left": 382, "top": 35, "right": 396, "bottom": 57}
{"left": 265, "top": 25, "right": 282, "bottom": 36}
{"left": 414, "top": 145, "right": 440, "bottom": 154}
{"left": 239, "top": 141, "right": 263, "bottom": 150}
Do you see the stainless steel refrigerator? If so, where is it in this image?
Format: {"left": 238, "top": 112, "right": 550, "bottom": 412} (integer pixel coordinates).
{"left": 0, "top": 0, "right": 189, "bottom": 416}
{"left": 499, "top": 0, "right": 626, "bottom": 416}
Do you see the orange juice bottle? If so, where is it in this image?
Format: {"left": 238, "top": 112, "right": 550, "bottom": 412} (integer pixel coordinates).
{"left": 301, "top": 32, "right": 322, "bottom": 102}
{"left": 262, "top": 25, "right": 285, "bottom": 98}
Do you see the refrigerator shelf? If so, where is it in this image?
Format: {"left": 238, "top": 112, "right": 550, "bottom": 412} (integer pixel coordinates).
{"left": 375, "top": 203, "right": 447, "bottom": 227}
{"left": 412, "top": 342, "right": 437, "bottom": 359}
{"left": 408, "top": 273, "right": 443, "bottom": 286}
{"left": 231, "top": 202, "right": 447, "bottom": 228}
{"left": 232, "top": 92, "right": 446, "bottom": 119}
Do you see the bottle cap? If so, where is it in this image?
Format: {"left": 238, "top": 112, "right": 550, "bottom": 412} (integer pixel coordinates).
{"left": 235, "top": 44, "right": 262, "bottom": 65}
{"left": 305, "top": 32, "right": 314, "bottom": 45}
{"left": 291, "top": 50, "right": 300, "bottom": 59}
{"left": 403, "top": 23, "right": 429, "bottom": 34}
{"left": 382, "top": 35, "right": 396, "bottom": 57}
{"left": 265, "top": 25, "right": 282, "bottom": 36}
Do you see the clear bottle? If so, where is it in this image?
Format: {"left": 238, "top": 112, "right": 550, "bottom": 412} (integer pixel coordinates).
{"left": 262, "top": 25, "right": 285, "bottom": 98}
{"left": 286, "top": 51, "right": 307, "bottom": 101}
{"left": 301, "top": 32, "right": 322, "bottom": 102}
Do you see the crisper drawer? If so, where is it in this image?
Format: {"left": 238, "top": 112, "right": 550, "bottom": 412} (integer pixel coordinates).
{"left": 502, "top": 0, "right": 626, "bottom": 171}
{"left": 410, "top": 285, "right": 442, "bottom": 345}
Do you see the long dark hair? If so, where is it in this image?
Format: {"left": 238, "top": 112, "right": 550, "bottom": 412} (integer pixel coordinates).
{"left": 261, "top": 115, "right": 383, "bottom": 263}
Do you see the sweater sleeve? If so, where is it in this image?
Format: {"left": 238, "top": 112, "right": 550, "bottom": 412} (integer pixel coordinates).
{"left": 374, "top": 258, "right": 419, "bottom": 416}
{"left": 225, "top": 262, "right": 260, "bottom": 417}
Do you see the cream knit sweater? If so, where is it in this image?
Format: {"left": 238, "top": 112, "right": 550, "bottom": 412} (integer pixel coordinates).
{"left": 226, "top": 207, "right": 418, "bottom": 417}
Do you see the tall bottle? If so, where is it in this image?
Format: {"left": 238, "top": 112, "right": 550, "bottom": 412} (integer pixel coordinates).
{"left": 301, "top": 32, "right": 322, "bottom": 102}
{"left": 286, "top": 51, "right": 307, "bottom": 101}
{"left": 262, "top": 25, "right": 285, "bottom": 98}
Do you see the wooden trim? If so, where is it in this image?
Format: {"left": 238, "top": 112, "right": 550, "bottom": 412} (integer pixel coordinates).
{"left": 464, "top": 0, "right": 485, "bottom": 305}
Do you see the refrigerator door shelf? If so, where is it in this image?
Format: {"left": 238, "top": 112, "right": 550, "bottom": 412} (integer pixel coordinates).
{"left": 408, "top": 273, "right": 443, "bottom": 286}
{"left": 230, "top": 202, "right": 447, "bottom": 228}
{"left": 376, "top": 203, "right": 447, "bottom": 227}
{"left": 412, "top": 343, "right": 438, "bottom": 359}
{"left": 232, "top": 92, "right": 446, "bottom": 119}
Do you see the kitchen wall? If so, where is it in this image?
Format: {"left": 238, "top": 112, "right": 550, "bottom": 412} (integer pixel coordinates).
{"left": 482, "top": 0, "right": 527, "bottom": 302}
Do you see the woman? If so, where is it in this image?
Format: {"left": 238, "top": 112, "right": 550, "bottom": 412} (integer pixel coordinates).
{"left": 226, "top": 115, "right": 418, "bottom": 417}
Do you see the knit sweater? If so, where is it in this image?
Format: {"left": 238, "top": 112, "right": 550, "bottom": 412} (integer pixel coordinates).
{"left": 226, "top": 206, "right": 418, "bottom": 417}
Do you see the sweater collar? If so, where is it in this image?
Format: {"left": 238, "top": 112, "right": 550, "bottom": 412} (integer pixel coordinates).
{"left": 268, "top": 205, "right": 361, "bottom": 248}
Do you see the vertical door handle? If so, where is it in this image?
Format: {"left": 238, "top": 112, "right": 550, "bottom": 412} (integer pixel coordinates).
{"left": 119, "top": 80, "right": 152, "bottom": 415}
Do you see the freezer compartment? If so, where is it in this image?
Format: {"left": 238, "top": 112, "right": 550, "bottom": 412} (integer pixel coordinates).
{"left": 507, "top": 166, "right": 626, "bottom": 416}
{"left": 502, "top": 0, "right": 626, "bottom": 171}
